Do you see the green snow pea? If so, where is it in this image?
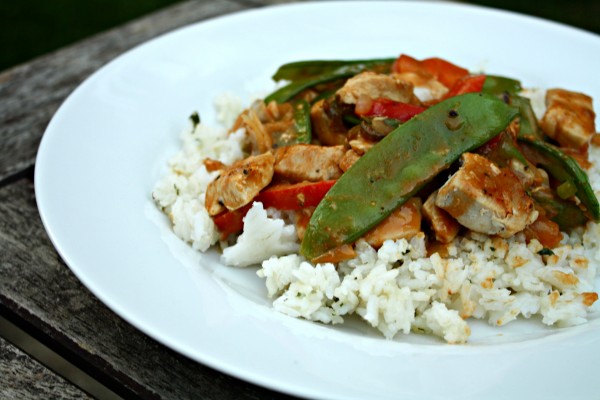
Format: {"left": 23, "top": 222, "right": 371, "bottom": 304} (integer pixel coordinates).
{"left": 511, "top": 95, "right": 542, "bottom": 139}
{"left": 272, "top": 100, "right": 312, "bottom": 147}
{"left": 300, "top": 93, "right": 519, "bottom": 260}
{"left": 531, "top": 191, "right": 588, "bottom": 230}
{"left": 264, "top": 70, "right": 352, "bottom": 104}
{"left": 482, "top": 75, "right": 522, "bottom": 96}
{"left": 481, "top": 77, "right": 541, "bottom": 139}
{"left": 271, "top": 58, "right": 394, "bottom": 82}
{"left": 292, "top": 99, "right": 312, "bottom": 144}
{"left": 265, "top": 60, "right": 394, "bottom": 104}
{"left": 519, "top": 137, "right": 600, "bottom": 222}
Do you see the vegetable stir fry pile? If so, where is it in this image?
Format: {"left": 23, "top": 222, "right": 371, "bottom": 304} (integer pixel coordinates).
{"left": 204, "top": 54, "right": 599, "bottom": 263}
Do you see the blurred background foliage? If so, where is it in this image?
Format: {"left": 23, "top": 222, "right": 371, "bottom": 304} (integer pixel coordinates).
{"left": 0, "top": 0, "right": 598, "bottom": 71}
{"left": 0, "top": 0, "right": 184, "bottom": 70}
{"left": 472, "top": 0, "right": 600, "bottom": 34}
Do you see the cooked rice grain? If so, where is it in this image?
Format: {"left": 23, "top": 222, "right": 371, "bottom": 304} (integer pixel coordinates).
{"left": 153, "top": 94, "right": 600, "bottom": 343}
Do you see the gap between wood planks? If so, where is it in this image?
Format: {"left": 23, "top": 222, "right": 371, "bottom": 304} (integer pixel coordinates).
{"left": 0, "top": 314, "right": 123, "bottom": 400}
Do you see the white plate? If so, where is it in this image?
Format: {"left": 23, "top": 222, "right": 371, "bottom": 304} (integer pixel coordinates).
{"left": 35, "top": 2, "right": 600, "bottom": 399}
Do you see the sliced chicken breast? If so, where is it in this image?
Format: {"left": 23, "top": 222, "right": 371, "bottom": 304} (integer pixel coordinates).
{"left": 540, "top": 88, "right": 596, "bottom": 150}
{"left": 205, "top": 152, "right": 275, "bottom": 215}
{"left": 435, "top": 153, "right": 538, "bottom": 238}
{"left": 274, "top": 144, "right": 345, "bottom": 182}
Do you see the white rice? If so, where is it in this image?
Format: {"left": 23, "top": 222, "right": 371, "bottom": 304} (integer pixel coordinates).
{"left": 153, "top": 94, "right": 600, "bottom": 344}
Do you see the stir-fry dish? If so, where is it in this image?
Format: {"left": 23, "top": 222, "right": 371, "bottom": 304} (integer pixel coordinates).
{"left": 154, "top": 54, "right": 600, "bottom": 343}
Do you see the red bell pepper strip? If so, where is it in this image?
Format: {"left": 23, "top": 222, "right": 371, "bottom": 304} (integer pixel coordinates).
{"left": 356, "top": 98, "right": 426, "bottom": 122}
{"left": 211, "top": 180, "right": 336, "bottom": 238}
{"left": 212, "top": 203, "right": 252, "bottom": 240}
{"left": 256, "top": 180, "right": 336, "bottom": 210}
{"left": 421, "top": 57, "right": 469, "bottom": 88}
{"left": 443, "top": 75, "right": 486, "bottom": 99}
{"left": 392, "top": 54, "right": 469, "bottom": 88}
{"left": 392, "top": 54, "right": 429, "bottom": 76}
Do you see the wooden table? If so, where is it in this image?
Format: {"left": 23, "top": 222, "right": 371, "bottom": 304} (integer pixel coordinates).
{"left": 0, "top": 1, "right": 303, "bottom": 398}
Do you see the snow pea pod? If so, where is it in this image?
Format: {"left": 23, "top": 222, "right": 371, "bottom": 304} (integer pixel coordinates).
{"left": 292, "top": 99, "right": 312, "bottom": 144}
{"left": 300, "top": 93, "right": 519, "bottom": 260}
{"left": 481, "top": 77, "right": 541, "bottom": 139}
{"left": 272, "top": 58, "right": 394, "bottom": 82}
{"left": 265, "top": 70, "right": 352, "bottom": 104}
{"left": 519, "top": 137, "right": 600, "bottom": 221}
{"left": 531, "top": 191, "right": 588, "bottom": 230}
{"left": 272, "top": 100, "right": 312, "bottom": 147}
{"left": 270, "top": 100, "right": 312, "bottom": 147}
{"left": 265, "top": 61, "right": 394, "bottom": 104}
{"left": 482, "top": 75, "right": 522, "bottom": 95}
{"left": 511, "top": 95, "right": 542, "bottom": 139}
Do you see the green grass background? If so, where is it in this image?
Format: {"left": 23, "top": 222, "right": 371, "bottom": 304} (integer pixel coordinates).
{"left": 0, "top": 0, "right": 598, "bottom": 72}
{"left": 0, "top": 0, "right": 183, "bottom": 70}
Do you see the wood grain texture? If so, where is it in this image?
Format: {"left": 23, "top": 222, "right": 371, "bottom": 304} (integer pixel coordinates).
{"left": 0, "top": 179, "right": 296, "bottom": 400}
{"left": 0, "top": 0, "right": 246, "bottom": 183}
{"left": 0, "top": 336, "right": 93, "bottom": 399}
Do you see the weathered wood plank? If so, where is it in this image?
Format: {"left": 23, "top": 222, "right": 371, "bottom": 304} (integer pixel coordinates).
{"left": 1, "top": 314, "right": 123, "bottom": 399}
{"left": 0, "top": 1, "right": 306, "bottom": 397}
{"left": 0, "top": 178, "right": 297, "bottom": 400}
{"left": 0, "top": 0, "right": 246, "bottom": 183}
{"left": 0, "top": 336, "right": 93, "bottom": 399}
{"left": 0, "top": 0, "right": 313, "bottom": 183}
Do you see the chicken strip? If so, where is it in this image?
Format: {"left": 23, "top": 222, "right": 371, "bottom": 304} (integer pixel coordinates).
{"left": 274, "top": 144, "right": 345, "bottom": 182}
{"left": 393, "top": 71, "right": 449, "bottom": 102}
{"left": 423, "top": 190, "right": 460, "bottom": 243}
{"left": 336, "top": 71, "right": 420, "bottom": 105}
{"left": 540, "top": 88, "right": 596, "bottom": 150}
{"left": 241, "top": 110, "right": 273, "bottom": 154}
{"left": 205, "top": 152, "right": 275, "bottom": 215}
{"left": 234, "top": 100, "right": 298, "bottom": 154}
{"left": 435, "top": 153, "right": 538, "bottom": 238}
{"left": 339, "top": 149, "right": 361, "bottom": 172}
